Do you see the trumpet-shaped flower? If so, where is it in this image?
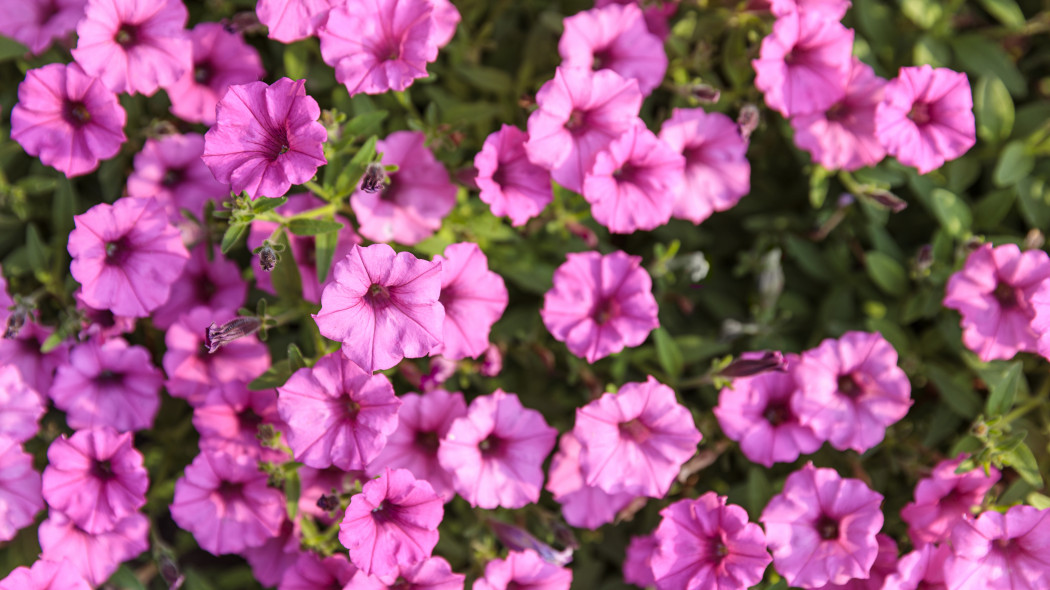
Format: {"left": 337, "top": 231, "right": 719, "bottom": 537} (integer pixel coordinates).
{"left": 0, "top": 559, "right": 91, "bottom": 590}
{"left": 946, "top": 505, "right": 1050, "bottom": 590}
{"left": 0, "top": 0, "right": 86, "bottom": 55}
{"left": 559, "top": 3, "right": 667, "bottom": 95}
{"left": 431, "top": 242, "right": 508, "bottom": 360}
{"left": 257, "top": 0, "right": 336, "bottom": 43}
{"left": 38, "top": 510, "right": 149, "bottom": 587}
{"left": 0, "top": 366, "right": 45, "bottom": 443}
{"left": 474, "top": 550, "right": 572, "bottom": 590}
{"left": 901, "top": 454, "right": 1000, "bottom": 545}
{"left": 0, "top": 437, "right": 43, "bottom": 542}
{"left": 545, "top": 432, "right": 635, "bottom": 530}
{"left": 126, "top": 132, "right": 230, "bottom": 225}
{"left": 475, "top": 125, "right": 553, "bottom": 227}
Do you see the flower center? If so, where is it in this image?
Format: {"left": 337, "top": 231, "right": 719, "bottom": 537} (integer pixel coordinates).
{"left": 993, "top": 282, "right": 1019, "bottom": 310}
{"left": 415, "top": 429, "right": 440, "bottom": 452}
{"left": 63, "top": 101, "right": 91, "bottom": 126}
{"left": 817, "top": 514, "right": 840, "bottom": 540}
{"left": 217, "top": 480, "right": 245, "bottom": 502}
{"left": 95, "top": 369, "right": 124, "bottom": 387}
{"left": 763, "top": 400, "right": 790, "bottom": 426}
{"left": 162, "top": 168, "right": 184, "bottom": 187}
{"left": 91, "top": 459, "right": 114, "bottom": 480}
{"left": 826, "top": 101, "right": 847, "bottom": 122}
{"left": 114, "top": 24, "right": 139, "bottom": 47}
{"left": 371, "top": 500, "right": 399, "bottom": 524}
{"left": 592, "top": 297, "right": 618, "bottom": 324}
{"left": 238, "top": 408, "right": 263, "bottom": 433}
{"left": 566, "top": 109, "right": 588, "bottom": 135}
{"left": 479, "top": 435, "right": 505, "bottom": 458}
{"left": 837, "top": 373, "right": 864, "bottom": 398}
{"left": 194, "top": 63, "right": 212, "bottom": 85}
{"left": 908, "top": 102, "right": 932, "bottom": 126}
{"left": 344, "top": 398, "right": 361, "bottom": 420}
{"left": 619, "top": 418, "right": 651, "bottom": 443}
{"left": 592, "top": 48, "right": 613, "bottom": 70}
{"left": 366, "top": 283, "right": 392, "bottom": 308}
{"left": 105, "top": 236, "right": 133, "bottom": 266}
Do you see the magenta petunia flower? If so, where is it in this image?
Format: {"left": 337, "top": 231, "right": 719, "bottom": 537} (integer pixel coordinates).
{"left": 350, "top": 130, "right": 457, "bottom": 245}
{"left": 524, "top": 67, "right": 643, "bottom": 193}
{"left": 368, "top": 556, "right": 465, "bottom": 590}
{"left": 151, "top": 244, "right": 247, "bottom": 330}
{"left": 194, "top": 386, "right": 289, "bottom": 464}
{"left": 41, "top": 427, "right": 148, "bottom": 534}
{"left": 761, "top": 462, "right": 884, "bottom": 588}
{"left": 596, "top": 0, "right": 678, "bottom": 40}
{"left": 0, "top": 559, "right": 92, "bottom": 590}
{"left": 0, "top": 365, "right": 45, "bottom": 443}
{"left": 257, "top": 0, "right": 336, "bottom": 43}
{"left": 339, "top": 467, "right": 444, "bottom": 577}
{"left": 541, "top": 250, "right": 660, "bottom": 363}
{"left": 651, "top": 492, "right": 771, "bottom": 590}
{"left": 277, "top": 351, "right": 400, "bottom": 470}
{"left": 314, "top": 243, "right": 444, "bottom": 373}
{"left": 0, "top": 0, "right": 85, "bottom": 55}
{"left": 658, "top": 107, "right": 751, "bottom": 225}
{"left": 202, "top": 78, "right": 327, "bottom": 199}
{"left": 559, "top": 3, "right": 667, "bottom": 96}
{"left": 10, "top": 63, "right": 126, "bottom": 178}
{"left": 883, "top": 542, "right": 949, "bottom": 590}
{"left": 0, "top": 437, "right": 43, "bottom": 542}
{"left": 49, "top": 336, "right": 163, "bottom": 432}
{"left": 810, "top": 533, "right": 898, "bottom": 590}
{"left": 318, "top": 0, "right": 440, "bottom": 96}
{"left": 0, "top": 321, "right": 70, "bottom": 396}
{"left": 474, "top": 550, "right": 573, "bottom": 590}
{"left": 171, "top": 450, "right": 285, "bottom": 555}
{"left": 769, "top": 0, "right": 852, "bottom": 19}
{"left": 474, "top": 124, "right": 553, "bottom": 227}
{"left": 126, "top": 132, "right": 230, "bottom": 226}
{"left": 38, "top": 511, "right": 148, "bottom": 586}
{"left": 366, "top": 389, "right": 467, "bottom": 501}
{"left": 582, "top": 120, "right": 684, "bottom": 233}
{"left": 74, "top": 290, "right": 137, "bottom": 341}
{"left": 72, "top": 0, "right": 191, "bottom": 95}
{"left": 624, "top": 534, "right": 659, "bottom": 588}
{"left": 943, "top": 243, "right": 1050, "bottom": 362}
{"left": 901, "top": 454, "right": 1000, "bottom": 546}
{"left": 713, "top": 353, "right": 823, "bottom": 467}
{"left": 946, "top": 505, "right": 1050, "bottom": 590}
{"left": 752, "top": 10, "right": 854, "bottom": 117}
{"left": 429, "top": 0, "right": 460, "bottom": 47}
{"left": 297, "top": 465, "right": 364, "bottom": 523}
{"left": 281, "top": 552, "right": 357, "bottom": 590}
{"left": 431, "top": 242, "right": 508, "bottom": 361}
{"left": 792, "top": 331, "right": 912, "bottom": 453}
{"left": 438, "top": 389, "right": 558, "bottom": 509}
{"left": 574, "top": 376, "right": 701, "bottom": 498}
{"left": 241, "top": 519, "right": 302, "bottom": 588}
{"left": 875, "top": 65, "right": 976, "bottom": 174}
{"left": 545, "top": 432, "right": 634, "bottom": 530}
{"left": 68, "top": 197, "right": 190, "bottom": 318}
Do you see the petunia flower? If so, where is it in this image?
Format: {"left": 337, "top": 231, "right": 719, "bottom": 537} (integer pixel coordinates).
{"left": 364, "top": 556, "right": 465, "bottom": 590}
{"left": 595, "top": 0, "right": 678, "bottom": 40}
{"left": 0, "top": 321, "right": 70, "bottom": 396}
{"left": 151, "top": 244, "right": 247, "bottom": 330}
{"left": 769, "top": 0, "right": 852, "bottom": 19}
{"left": 74, "top": 290, "right": 137, "bottom": 342}
{"left": 0, "top": 365, "right": 45, "bottom": 443}
{"left": 624, "top": 534, "right": 659, "bottom": 588}
{"left": 126, "top": 133, "right": 230, "bottom": 227}
{"left": 202, "top": 78, "right": 327, "bottom": 199}
{"left": 545, "top": 432, "right": 635, "bottom": 530}
{"left": 0, "top": 558, "right": 92, "bottom": 590}
{"left": 314, "top": 243, "right": 445, "bottom": 373}
{"left": 946, "top": 505, "right": 1050, "bottom": 590}
{"left": 882, "top": 542, "right": 950, "bottom": 590}
{"left": 809, "top": 534, "right": 898, "bottom": 590}
{"left": 256, "top": 0, "right": 336, "bottom": 43}
{"left": 194, "top": 385, "right": 289, "bottom": 464}
{"left": 431, "top": 242, "right": 508, "bottom": 361}
{"left": 38, "top": 510, "right": 149, "bottom": 587}
{"left": 280, "top": 552, "right": 357, "bottom": 590}
{"left": 541, "top": 250, "right": 660, "bottom": 364}
{"left": 474, "top": 124, "right": 553, "bottom": 227}
{"left": 10, "top": 63, "right": 126, "bottom": 178}
{"left": 560, "top": 3, "right": 667, "bottom": 97}
{"left": 297, "top": 466, "right": 365, "bottom": 524}
{"left": 474, "top": 550, "right": 573, "bottom": 590}
{"left": 0, "top": 437, "right": 43, "bottom": 542}
{"left": 241, "top": 519, "right": 302, "bottom": 588}
{"left": 0, "top": 0, "right": 85, "bottom": 55}
{"left": 900, "top": 454, "right": 1000, "bottom": 546}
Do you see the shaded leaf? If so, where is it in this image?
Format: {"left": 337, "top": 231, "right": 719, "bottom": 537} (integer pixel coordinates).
{"left": 288, "top": 218, "right": 344, "bottom": 236}
{"left": 866, "top": 252, "right": 908, "bottom": 296}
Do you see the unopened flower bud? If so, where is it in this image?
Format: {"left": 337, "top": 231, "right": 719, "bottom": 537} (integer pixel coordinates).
{"left": 488, "top": 519, "right": 573, "bottom": 567}
{"left": 737, "top": 104, "right": 760, "bottom": 140}
{"left": 720, "top": 350, "right": 787, "bottom": 378}
{"left": 1024, "top": 228, "right": 1045, "bottom": 250}
{"left": 421, "top": 355, "right": 456, "bottom": 392}
{"left": 915, "top": 244, "right": 934, "bottom": 274}
{"left": 866, "top": 189, "right": 907, "bottom": 213}
{"left": 690, "top": 83, "right": 721, "bottom": 103}
{"left": 316, "top": 494, "right": 340, "bottom": 512}
{"left": 205, "top": 317, "right": 262, "bottom": 353}
{"left": 258, "top": 244, "right": 277, "bottom": 272}
{"left": 481, "top": 344, "right": 502, "bottom": 377}
{"left": 360, "top": 162, "right": 387, "bottom": 193}
{"left": 3, "top": 306, "right": 28, "bottom": 339}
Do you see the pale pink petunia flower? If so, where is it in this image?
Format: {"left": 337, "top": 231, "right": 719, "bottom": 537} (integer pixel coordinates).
{"left": 474, "top": 550, "right": 573, "bottom": 590}
{"left": 72, "top": 0, "right": 191, "bottom": 95}
{"left": 943, "top": 243, "right": 1050, "bottom": 362}
{"left": 438, "top": 389, "right": 558, "bottom": 509}
{"left": 769, "top": 0, "right": 851, "bottom": 19}
{"left": 280, "top": 552, "right": 357, "bottom": 590}
{"left": 883, "top": 542, "right": 950, "bottom": 590}
{"left": 242, "top": 519, "right": 302, "bottom": 588}
{"left": 624, "top": 534, "right": 659, "bottom": 588}
{"left": 0, "top": 365, "right": 45, "bottom": 443}
{"left": 659, "top": 107, "right": 751, "bottom": 225}
{"left": 0, "top": 437, "right": 43, "bottom": 542}
{"left": 339, "top": 467, "right": 444, "bottom": 577}
{"left": 297, "top": 466, "right": 364, "bottom": 524}
{"left": 194, "top": 385, "right": 289, "bottom": 464}
{"left": 277, "top": 351, "right": 401, "bottom": 470}
{"left": 761, "top": 462, "right": 884, "bottom": 588}
{"left": 946, "top": 505, "right": 1050, "bottom": 590}
{"left": 0, "top": 321, "right": 70, "bottom": 396}
{"left": 0, "top": 0, "right": 86, "bottom": 55}
{"left": 875, "top": 65, "right": 976, "bottom": 175}
{"left": 428, "top": 0, "right": 460, "bottom": 47}
{"left": 202, "top": 78, "right": 327, "bottom": 199}
{"left": 792, "top": 331, "right": 912, "bottom": 453}
{"left": 432, "top": 242, "right": 508, "bottom": 361}
{"left": 545, "top": 432, "right": 634, "bottom": 530}
{"left": 541, "top": 250, "right": 660, "bottom": 363}
{"left": 524, "top": 67, "right": 643, "bottom": 193}
{"left": 257, "top": 0, "right": 336, "bottom": 43}
{"left": 900, "top": 454, "right": 1000, "bottom": 546}
{"left": 0, "top": 558, "right": 92, "bottom": 590}
{"left": 38, "top": 510, "right": 149, "bottom": 587}
{"left": 10, "top": 63, "right": 126, "bottom": 178}
{"left": 474, "top": 124, "right": 553, "bottom": 227}
{"left": 559, "top": 3, "right": 667, "bottom": 95}
{"left": 595, "top": 0, "right": 678, "bottom": 40}
{"left": 151, "top": 243, "right": 247, "bottom": 329}
{"left": 350, "top": 130, "right": 456, "bottom": 245}
{"left": 126, "top": 132, "right": 230, "bottom": 226}
{"left": 314, "top": 243, "right": 444, "bottom": 373}
{"left": 810, "top": 533, "right": 898, "bottom": 590}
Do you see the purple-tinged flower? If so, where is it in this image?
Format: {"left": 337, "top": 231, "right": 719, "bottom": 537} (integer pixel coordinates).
{"left": 875, "top": 65, "right": 976, "bottom": 174}
{"left": 339, "top": 467, "right": 444, "bottom": 577}
{"left": 792, "top": 331, "right": 912, "bottom": 453}
{"left": 126, "top": 133, "right": 230, "bottom": 226}
{"left": 431, "top": 243, "right": 508, "bottom": 361}
{"left": 72, "top": 0, "right": 191, "bottom": 95}
{"left": 761, "top": 462, "right": 884, "bottom": 588}
{"left": 525, "top": 67, "right": 643, "bottom": 193}
{"left": 171, "top": 450, "right": 285, "bottom": 555}
{"left": 769, "top": 0, "right": 851, "bottom": 19}
{"left": 38, "top": 510, "right": 149, "bottom": 587}
{"left": 297, "top": 466, "right": 364, "bottom": 523}
{"left": 257, "top": 0, "right": 336, "bottom": 43}
{"left": 883, "top": 542, "right": 950, "bottom": 590}
{"left": 811, "top": 533, "right": 898, "bottom": 590}
{"left": 280, "top": 552, "right": 357, "bottom": 590}
{"left": 74, "top": 290, "right": 136, "bottom": 341}
{"left": 205, "top": 317, "right": 262, "bottom": 354}
{"left": 943, "top": 243, "right": 1050, "bottom": 362}
{"left": 41, "top": 427, "right": 148, "bottom": 534}
{"left": 651, "top": 492, "right": 771, "bottom": 590}
{"left": 596, "top": 0, "right": 677, "bottom": 40}
{"left": 624, "top": 534, "right": 658, "bottom": 588}
{"left": 318, "top": 0, "right": 439, "bottom": 96}
{"left": 946, "top": 505, "right": 1050, "bottom": 590}
{"left": 277, "top": 351, "right": 401, "bottom": 470}
{"left": 152, "top": 244, "right": 247, "bottom": 330}
{"left": 242, "top": 519, "right": 302, "bottom": 588}
{"left": 659, "top": 107, "right": 751, "bottom": 225}
{"left": 574, "top": 376, "right": 701, "bottom": 498}
{"left": 428, "top": 0, "right": 460, "bottom": 47}
{"left": 68, "top": 197, "right": 190, "bottom": 318}
{"left": 0, "top": 437, "right": 43, "bottom": 542}
{"left": 0, "top": 559, "right": 92, "bottom": 590}
{"left": 559, "top": 3, "right": 667, "bottom": 95}
{"left": 541, "top": 250, "right": 660, "bottom": 363}
{"left": 475, "top": 125, "right": 553, "bottom": 227}
{"left": 0, "top": 321, "right": 69, "bottom": 395}
{"left": 752, "top": 10, "right": 854, "bottom": 117}
{"left": 370, "top": 556, "right": 465, "bottom": 590}
{"left": 420, "top": 355, "right": 457, "bottom": 393}
{"left": 474, "top": 550, "right": 573, "bottom": 590}
{"left": 350, "top": 131, "right": 457, "bottom": 245}
{"left": 11, "top": 63, "right": 126, "bottom": 178}
{"left": 489, "top": 520, "right": 573, "bottom": 568}
{"left": 314, "top": 243, "right": 444, "bottom": 373}
{"left": 0, "top": 0, "right": 85, "bottom": 55}
{"left": 0, "top": 365, "right": 45, "bottom": 443}
{"left": 194, "top": 386, "right": 288, "bottom": 464}
{"left": 545, "top": 432, "right": 634, "bottom": 530}
{"left": 719, "top": 350, "right": 787, "bottom": 378}
{"left": 202, "top": 78, "right": 327, "bottom": 199}
{"left": 438, "top": 389, "right": 557, "bottom": 509}
{"left": 901, "top": 455, "right": 1000, "bottom": 546}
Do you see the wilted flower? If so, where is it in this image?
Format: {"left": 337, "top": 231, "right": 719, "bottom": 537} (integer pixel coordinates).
{"left": 205, "top": 317, "right": 262, "bottom": 354}
{"left": 360, "top": 162, "right": 387, "bottom": 193}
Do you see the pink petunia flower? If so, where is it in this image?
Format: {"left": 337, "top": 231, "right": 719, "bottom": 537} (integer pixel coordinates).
{"left": 574, "top": 376, "right": 701, "bottom": 498}
{"left": 151, "top": 244, "right": 247, "bottom": 329}
{"left": 428, "top": 0, "right": 460, "bottom": 47}
{"left": 769, "top": 0, "right": 852, "bottom": 19}
{"left": 883, "top": 542, "right": 950, "bottom": 590}
{"left": 277, "top": 351, "right": 401, "bottom": 470}
{"left": 559, "top": 3, "right": 667, "bottom": 96}
{"left": 242, "top": 519, "right": 302, "bottom": 588}
{"left": 900, "top": 455, "right": 1000, "bottom": 546}
{"left": 752, "top": 10, "right": 854, "bottom": 117}
{"left": 946, "top": 505, "right": 1050, "bottom": 590}
{"left": 74, "top": 290, "right": 137, "bottom": 341}
{"left": 810, "top": 533, "right": 898, "bottom": 590}
{"left": 257, "top": 0, "right": 336, "bottom": 43}
{"left": 624, "top": 534, "right": 659, "bottom": 588}
{"left": 438, "top": 389, "right": 558, "bottom": 509}
{"left": 474, "top": 124, "right": 553, "bottom": 227}
{"left": 194, "top": 386, "right": 289, "bottom": 464}
{"left": 0, "top": 437, "right": 43, "bottom": 542}
{"left": 595, "top": 0, "right": 678, "bottom": 40}
{"left": 49, "top": 336, "right": 163, "bottom": 432}
{"left": 280, "top": 552, "right": 357, "bottom": 590}
{"left": 582, "top": 120, "right": 684, "bottom": 233}
{"left": 0, "top": 0, "right": 85, "bottom": 55}
{"left": 875, "top": 65, "right": 976, "bottom": 174}
{"left": 545, "top": 432, "right": 635, "bottom": 530}
{"left": 0, "top": 365, "right": 45, "bottom": 443}
{"left": 658, "top": 107, "right": 751, "bottom": 225}
{"left": 350, "top": 130, "right": 457, "bottom": 245}
{"left": 38, "top": 510, "right": 149, "bottom": 587}
{"left": 0, "top": 321, "right": 70, "bottom": 396}
{"left": 339, "top": 467, "right": 444, "bottom": 577}
{"left": 72, "top": 0, "right": 191, "bottom": 95}
{"left": 126, "top": 132, "right": 230, "bottom": 226}
{"left": 202, "top": 78, "right": 327, "bottom": 199}
{"left": 366, "top": 556, "right": 465, "bottom": 590}
{"left": 792, "top": 331, "right": 912, "bottom": 453}
{"left": 541, "top": 250, "right": 660, "bottom": 363}
{"left": 431, "top": 242, "right": 508, "bottom": 361}
{"left": 318, "top": 0, "right": 440, "bottom": 96}
{"left": 524, "top": 67, "right": 643, "bottom": 193}
{"left": 10, "top": 63, "right": 126, "bottom": 178}
{"left": 474, "top": 550, "right": 573, "bottom": 590}
{"left": 0, "top": 559, "right": 92, "bottom": 590}
{"left": 171, "top": 450, "right": 285, "bottom": 555}
{"left": 943, "top": 243, "right": 1050, "bottom": 362}
{"left": 761, "top": 462, "right": 884, "bottom": 588}
{"left": 297, "top": 466, "right": 364, "bottom": 523}
{"left": 68, "top": 197, "right": 190, "bottom": 318}
{"left": 314, "top": 243, "right": 445, "bottom": 373}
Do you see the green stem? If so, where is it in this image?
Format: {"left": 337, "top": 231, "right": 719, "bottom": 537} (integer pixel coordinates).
{"left": 303, "top": 180, "right": 334, "bottom": 201}
{"left": 1002, "top": 375, "right": 1050, "bottom": 423}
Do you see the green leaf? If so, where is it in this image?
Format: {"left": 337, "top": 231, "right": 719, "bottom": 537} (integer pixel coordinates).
{"left": 977, "top": 0, "right": 1026, "bottom": 28}
{"left": 1028, "top": 492, "right": 1050, "bottom": 510}
{"left": 981, "top": 361, "right": 1024, "bottom": 416}
{"left": 315, "top": 230, "right": 338, "bottom": 284}
{"left": 220, "top": 222, "right": 249, "bottom": 254}
{"left": 248, "top": 360, "right": 293, "bottom": 390}
{"left": 270, "top": 232, "right": 302, "bottom": 302}
{"left": 106, "top": 565, "right": 148, "bottom": 590}
{"left": 287, "top": 218, "right": 344, "bottom": 236}
{"left": 15, "top": 175, "right": 58, "bottom": 195}
{"left": 920, "top": 188, "right": 973, "bottom": 237}
{"left": 975, "top": 76, "right": 1015, "bottom": 143}
{"left": 652, "top": 328, "right": 683, "bottom": 379}
{"left": 457, "top": 64, "right": 514, "bottom": 93}
{"left": 283, "top": 41, "right": 310, "bottom": 81}
{"left": 335, "top": 135, "right": 378, "bottom": 196}
{"left": 993, "top": 140, "right": 1034, "bottom": 187}
{"left": 1001, "top": 443, "right": 1043, "bottom": 487}
{"left": 288, "top": 343, "right": 306, "bottom": 372}
{"left": 343, "top": 110, "right": 388, "bottom": 137}
{"left": 866, "top": 252, "right": 908, "bottom": 296}
{"left": 926, "top": 364, "right": 982, "bottom": 418}
{"left": 809, "top": 165, "right": 831, "bottom": 208}
{"left": 972, "top": 189, "right": 1015, "bottom": 230}
{"left": 52, "top": 178, "right": 77, "bottom": 237}
{"left": 914, "top": 34, "right": 952, "bottom": 67}
{"left": 0, "top": 36, "right": 27, "bottom": 61}
{"left": 951, "top": 34, "right": 1027, "bottom": 97}
{"left": 25, "top": 224, "right": 48, "bottom": 270}
{"left": 1016, "top": 175, "right": 1050, "bottom": 228}
{"left": 901, "top": 0, "right": 945, "bottom": 29}
{"left": 252, "top": 196, "right": 288, "bottom": 213}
